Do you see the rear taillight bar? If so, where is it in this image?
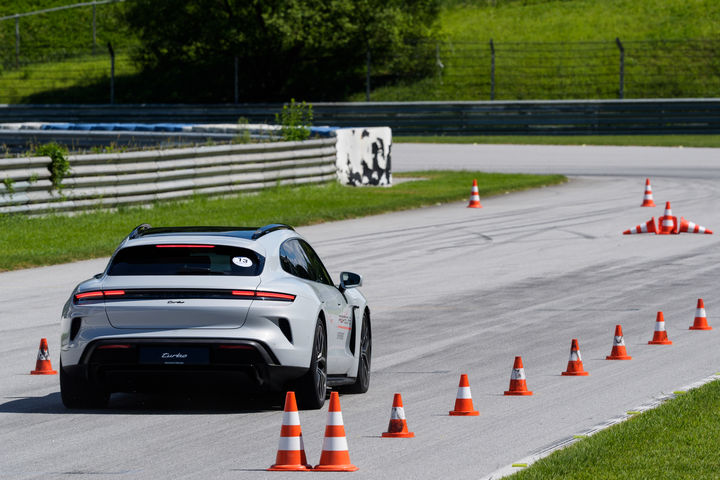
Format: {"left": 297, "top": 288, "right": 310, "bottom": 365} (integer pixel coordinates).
{"left": 97, "top": 344, "right": 132, "bottom": 350}
{"left": 74, "top": 290, "right": 126, "bottom": 303}
{"left": 232, "top": 290, "right": 296, "bottom": 302}
{"left": 155, "top": 244, "right": 215, "bottom": 248}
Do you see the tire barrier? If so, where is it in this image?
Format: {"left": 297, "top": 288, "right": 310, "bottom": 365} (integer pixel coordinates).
{"left": 0, "top": 138, "right": 337, "bottom": 214}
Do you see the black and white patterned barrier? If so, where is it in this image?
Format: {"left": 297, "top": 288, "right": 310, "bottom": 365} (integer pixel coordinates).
{"left": 335, "top": 127, "right": 392, "bottom": 186}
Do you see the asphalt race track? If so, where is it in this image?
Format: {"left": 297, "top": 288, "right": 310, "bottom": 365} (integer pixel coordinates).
{"left": 2, "top": 144, "right": 720, "bottom": 479}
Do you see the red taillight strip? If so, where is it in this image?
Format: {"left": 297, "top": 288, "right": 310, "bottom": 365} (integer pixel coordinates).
{"left": 97, "top": 344, "right": 132, "bottom": 350}
{"left": 231, "top": 290, "right": 255, "bottom": 297}
{"left": 74, "top": 290, "right": 126, "bottom": 302}
{"left": 103, "top": 290, "right": 126, "bottom": 296}
{"left": 256, "top": 291, "right": 296, "bottom": 301}
{"left": 74, "top": 291, "right": 104, "bottom": 300}
{"left": 155, "top": 244, "right": 215, "bottom": 248}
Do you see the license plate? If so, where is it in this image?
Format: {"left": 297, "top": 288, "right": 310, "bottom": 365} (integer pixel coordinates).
{"left": 139, "top": 347, "right": 209, "bottom": 365}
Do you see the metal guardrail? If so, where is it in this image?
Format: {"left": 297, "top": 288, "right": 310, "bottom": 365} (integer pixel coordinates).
{"left": 0, "top": 138, "right": 337, "bottom": 214}
{"left": 0, "top": 99, "right": 718, "bottom": 135}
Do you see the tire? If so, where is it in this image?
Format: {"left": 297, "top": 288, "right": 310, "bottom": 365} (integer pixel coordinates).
{"left": 60, "top": 361, "right": 110, "bottom": 409}
{"left": 295, "top": 319, "right": 327, "bottom": 410}
{"left": 343, "top": 310, "right": 371, "bottom": 394}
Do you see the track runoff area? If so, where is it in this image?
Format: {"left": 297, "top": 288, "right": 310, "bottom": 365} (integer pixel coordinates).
{"left": 4, "top": 143, "right": 720, "bottom": 478}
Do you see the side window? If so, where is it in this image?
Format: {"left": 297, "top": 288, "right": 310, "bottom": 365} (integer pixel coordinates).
{"left": 279, "top": 239, "right": 312, "bottom": 281}
{"left": 299, "top": 240, "right": 334, "bottom": 286}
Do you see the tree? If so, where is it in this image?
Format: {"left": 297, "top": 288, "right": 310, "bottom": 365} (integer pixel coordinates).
{"left": 122, "top": 0, "right": 439, "bottom": 102}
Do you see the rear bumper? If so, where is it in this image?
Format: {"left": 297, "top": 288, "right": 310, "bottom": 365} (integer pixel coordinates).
{"left": 64, "top": 338, "right": 308, "bottom": 393}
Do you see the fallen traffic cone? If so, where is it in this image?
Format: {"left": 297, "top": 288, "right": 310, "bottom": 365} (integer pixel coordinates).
{"left": 504, "top": 356, "right": 533, "bottom": 396}
{"left": 561, "top": 339, "right": 589, "bottom": 376}
{"left": 314, "top": 391, "right": 358, "bottom": 472}
{"left": 657, "top": 202, "right": 678, "bottom": 234}
{"left": 268, "top": 391, "right": 312, "bottom": 471}
{"left": 449, "top": 374, "right": 480, "bottom": 416}
{"left": 382, "top": 393, "right": 415, "bottom": 438}
{"left": 606, "top": 325, "right": 632, "bottom": 360}
{"left": 677, "top": 217, "right": 713, "bottom": 235}
{"left": 641, "top": 178, "right": 656, "bottom": 207}
{"left": 467, "top": 179, "right": 482, "bottom": 208}
{"left": 689, "top": 298, "right": 712, "bottom": 331}
{"left": 30, "top": 338, "right": 58, "bottom": 375}
{"left": 648, "top": 311, "right": 672, "bottom": 345}
{"left": 623, "top": 217, "right": 657, "bottom": 235}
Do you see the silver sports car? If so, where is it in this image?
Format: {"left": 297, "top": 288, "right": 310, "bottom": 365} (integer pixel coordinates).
{"left": 59, "top": 224, "right": 371, "bottom": 409}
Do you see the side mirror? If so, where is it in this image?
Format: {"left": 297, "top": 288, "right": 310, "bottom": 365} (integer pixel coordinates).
{"left": 339, "top": 271, "right": 362, "bottom": 290}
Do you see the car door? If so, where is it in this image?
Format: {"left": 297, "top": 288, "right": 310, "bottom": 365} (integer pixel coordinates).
{"left": 297, "top": 240, "right": 354, "bottom": 374}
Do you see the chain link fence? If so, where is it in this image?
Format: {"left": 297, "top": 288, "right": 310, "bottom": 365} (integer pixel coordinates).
{"left": 0, "top": 39, "right": 718, "bottom": 103}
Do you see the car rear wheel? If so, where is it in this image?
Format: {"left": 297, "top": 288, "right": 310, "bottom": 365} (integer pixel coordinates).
{"left": 60, "top": 361, "right": 110, "bottom": 409}
{"left": 295, "top": 319, "right": 327, "bottom": 410}
{"left": 343, "top": 310, "right": 371, "bottom": 394}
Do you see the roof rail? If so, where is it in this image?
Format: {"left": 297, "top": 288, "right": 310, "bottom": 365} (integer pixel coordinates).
{"left": 128, "top": 223, "right": 152, "bottom": 239}
{"left": 251, "top": 224, "right": 294, "bottom": 240}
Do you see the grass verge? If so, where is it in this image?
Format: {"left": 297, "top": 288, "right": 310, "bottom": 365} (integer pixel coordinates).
{"left": 0, "top": 171, "right": 565, "bottom": 272}
{"left": 394, "top": 135, "right": 720, "bottom": 148}
{"left": 509, "top": 379, "right": 720, "bottom": 479}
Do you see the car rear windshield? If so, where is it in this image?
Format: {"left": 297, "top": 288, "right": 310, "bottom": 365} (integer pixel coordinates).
{"left": 108, "top": 244, "right": 264, "bottom": 276}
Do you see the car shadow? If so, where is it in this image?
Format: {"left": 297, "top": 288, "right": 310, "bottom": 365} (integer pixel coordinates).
{"left": 0, "top": 391, "right": 285, "bottom": 415}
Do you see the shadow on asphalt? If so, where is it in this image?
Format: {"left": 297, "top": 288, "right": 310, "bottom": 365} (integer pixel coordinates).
{"left": 0, "top": 391, "right": 286, "bottom": 414}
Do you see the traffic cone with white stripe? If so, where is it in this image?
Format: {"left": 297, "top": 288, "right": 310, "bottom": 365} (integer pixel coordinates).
{"left": 504, "top": 356, "right": 533, "bottom": 396}
{"left": 449, "top": 374, "right": 480, "bottom": 416}
{"left": 677, "top": 217, "right": 713, "bottom": 235}
{"left": 641, "top": 178, "right": 656, "bottom": 207}
{"left": 623, "top": 217, "right": 657, "bottom": 235}
{"left": 690, "top": 298, "right": 712, "bottom": 330}
{"left": 30, "top": 338, "right": 57, "bottom": 375}
{"left": 268, "top": 391, "right": 311, "bottom": 471}
{"left": 606, "top": 325, "right": 632, "bottom": 360}
{"left": 648, "top": 311, "right": 672, "bottom": 345}
{"left": 561, "top": 339, "right": 589, "bottom": 376}
{"left": 467, "top": 179, "right": 482, "bottom": 208}
{"left": 382, "top": 393, "right": 415, "bottom": 438}
{"left": 314, "top": 391, "right": 358, "bottom": 472}
{"left": 657, "top": 202, "right": 678, "bottom": 234}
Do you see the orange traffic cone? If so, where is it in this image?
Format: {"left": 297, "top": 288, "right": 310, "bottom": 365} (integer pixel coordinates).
{"left": 30, "top": 338, "right": 57, "bottom": 375}
{"left": 657, "top": 202, "right": 678, "bottom": 234}
{"left": 690, "top": 299, "right": 712, "bottom": 331}
{"left": 382, "top": 393, "right": 415, "bottom": 438}
{"left": 641, "top": 178, "right": 656, "bottom": 207}
{"left": 504, "top": 356, "right": 533, "bottom": 396}
{"left": 648, "top": 311, "right": 672, "bottom": 345}
{"left": 623, "top": 217, "right": 657, "bottom": 235}
{"left": 562, "top": 339, "right": 589, "bottom": 376}
{"left": 467, "top": 179, "right": 482, "bottom": 208}
{"left": 606, "top": 325, "right": 632, "bottom": 360}
{"left": 449, "top": 374, "right": 480, "bottom": 416}
{"left": 268, "top": 391, "right": 312, "bottom": 471}
{"left": 314, "top": 391, "right": 358, "bottom": 472}
{"left": 677, "top": 217, "right": 713, "bottom": 235}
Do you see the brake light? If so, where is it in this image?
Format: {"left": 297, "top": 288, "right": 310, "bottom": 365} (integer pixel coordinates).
{"left": 74, "top": 291, "right": 103, "bottom": 300}
{"left": 97, "top": 344, "right": 132, "bottom": 350}
{"left": 74, "top": 290, "right": 126, "bottom": 303}
{"left": 103, "top": 290, "right": 126, "bottom": 297}
{"left": 231, "top": 290, "right": 255, "bottom": 297}
{"left": 230, "top": 290, "right": 295, "bottom": 301}
{"left": 155, "top": 244, "right": 215, "bottom": 248}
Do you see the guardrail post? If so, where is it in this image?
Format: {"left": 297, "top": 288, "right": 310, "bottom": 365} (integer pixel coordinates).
{"left": 108, "top": 42, "right": 115, "bottom": 104}
{"left": 15, "top": 15, "right": 20, "bottom": 68}
{"left": 490, "top": 39, "right": 495, "bottom": 100}
{"left": 616, "top": 37, "right": 624, "bottom": 99}
{"left": 365, "top": 48, "right": 371, "bottom": 102}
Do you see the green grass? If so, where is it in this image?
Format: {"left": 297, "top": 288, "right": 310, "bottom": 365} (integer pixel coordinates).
{"left": 395, "top": 135, "right": 720, "bottom": 148}
{"left": 509, "top": 379, "right": 720, "bottom": 479}
{"left": 0, "top": 171, "right": 565, "bottom": 271}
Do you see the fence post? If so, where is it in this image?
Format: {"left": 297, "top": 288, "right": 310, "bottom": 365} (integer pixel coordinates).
{"left": 234, "top": 56, "right": 239, "bottom": 104}
{"left": 14, "top": 15, "right": 20, "bottom": 68}
{"left": 108, "top": 42, "right": 115, "bottom": 104}
{"left": 490, "top": 39, "right": 495, "bottom": 100}
{"left": 616, "top": 37, "right": 624, "bottom": 99}
{"left": 365, "top": 48, "right": 371, "bottom": 102}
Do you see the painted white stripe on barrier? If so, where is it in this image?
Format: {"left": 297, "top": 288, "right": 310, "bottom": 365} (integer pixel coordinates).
{"left": 277, "top": 436, "right": 302, "bottom": 451}
{"left": 325, "top": 411, "right": 344, "bottom": 426}
{"left": 282, "top": 411, "right": 300, "bottom": 426}
{"left": 390, "top": 407, "right": 406, "bottom": 420}
{"left": 456, "top": 386, "right": 472, "bottom": 399}
{"left": 322, "top": 436, "right": 349, "bottom": 452}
